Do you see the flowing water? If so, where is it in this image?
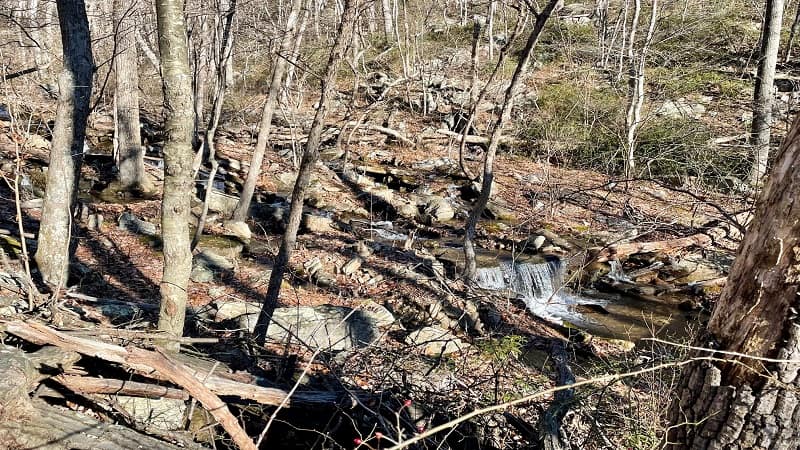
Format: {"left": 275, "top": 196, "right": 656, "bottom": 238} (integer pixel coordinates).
{"left": 475, "top": 257, "right": 697, "bottom": 340}
{"left": 475, "top": 257, "right": 603, "bottom": 325}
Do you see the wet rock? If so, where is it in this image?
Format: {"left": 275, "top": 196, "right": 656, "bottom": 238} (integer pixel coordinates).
{"left": 223, "top": 220, "right": 251, "bottom": 243}
{"left": 191, "top": 250, "right": 235, "bottom": 283}
{"left": 118, "top": 212, "right": 157, "bottom": 236}
{"left": 115, "top": 396, "right": 186, "bottom": 430}
{"left": 406, "top": 326, "right": 468, "bottom": 356}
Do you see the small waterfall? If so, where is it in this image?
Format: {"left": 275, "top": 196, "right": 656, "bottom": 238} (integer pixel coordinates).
{"left": 476, "top": 257, "right": 571, "bottom": 322}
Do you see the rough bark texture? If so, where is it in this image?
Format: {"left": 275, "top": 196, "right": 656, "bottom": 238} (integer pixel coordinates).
{"left": 667, "top": 113, "right": 800, "bottom": 449}
{"left": 252, "top": 0, "right": 359, "bottom": 344}
{"left": 232, "top": 0, "right": 303, "bottom": 222}
{"left": 113, "top": 0, "right": 149, "bottom": 193}
{"left": 35, "top": 0, "right": 93, "bottom": 287}
{"left": 750, "top": 0, "right": 785, "bottom": 186}
{"left": 462, "top": 0, "right": 560, "bottom": 280}
{"left": 155, "top": 0, "right": 195, "bottom": 347}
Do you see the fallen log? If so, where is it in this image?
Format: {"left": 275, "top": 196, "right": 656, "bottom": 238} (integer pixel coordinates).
{"left": 55, "top": 375, "right": 190, "bottom": 400}
{"left": 127, "top": 347, "right": 257, "bottom": 450}
{"left": 0, "top": 343, "right": 186, "bottom": 449}
{"left": 1, "top": 319, "right": 362, "bottom": 408}
{"left": 431, "top": 128, "right": 523, "bottom": 145}
{"left": 590, "top": 233, "right": 714, "bottom": 263}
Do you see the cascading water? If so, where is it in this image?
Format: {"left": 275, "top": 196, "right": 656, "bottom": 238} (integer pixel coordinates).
{"left": 476, "top": 257, "right": 601, "bottom": 324}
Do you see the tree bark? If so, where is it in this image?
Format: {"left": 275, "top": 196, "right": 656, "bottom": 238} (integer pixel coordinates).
{"left": 34, "top": 0, "right": 93, "bottom": 287}
{"left": 232, "top": 0, "right": 303, "bottom": 222}
{"left": 252, "top": 0, "right": 359, "bottom": 345}
{"left": 750, "top": 0, "right": 785, "bottom": 187}
{"left": 113, "top": 0, "right": 150, "bottom": 193}
{"left": 463, "top": 0, "right": 560, "bottom": 280}
{"left": 667, "top": 113, "right": 800, "bottom": 449}
{"left": 154, "top": 0, "right": 195, "bottom": 349}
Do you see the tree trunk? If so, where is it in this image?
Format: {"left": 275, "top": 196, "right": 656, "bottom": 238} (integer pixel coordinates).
{"left": 252, "top": 0, "right": 359, "bottom": 345}
{"left": 667, "top": 113, "right": 800, "bottom": 449}
{"left": 463, "top": 0, "right": 560, "bottom": 281}
{"left": 113, "top": 0, "right": 150, "bottom": 193}
{"left": 750, "top": 0, "right": 785, "bottom": 187}
{"left": 381, "top": 0, "right": 394, "bottom": 41}
{"left": 192, "top": 0, "right": 237, "bottom": 249}
{"left": 232, "top": 0, "right": 303, "bottom": 222}
{"left": 34, "top": 0, "right": 93, "bottom": 287}
{"left": 623, "top": 0, "right": 658, "bottom": 179}
{"left": 154, "top": 0, "right": 195, "bottom": 349}
{"left": 783, "top": 0, "right": 800, "bottom": 62}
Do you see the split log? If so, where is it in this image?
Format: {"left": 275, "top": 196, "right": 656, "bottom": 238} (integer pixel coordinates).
{"left": 127, "top": 347, "right": 256, "bottom": 450}
{"left": 55, "top": 375, "right": 190, "bottom": 400}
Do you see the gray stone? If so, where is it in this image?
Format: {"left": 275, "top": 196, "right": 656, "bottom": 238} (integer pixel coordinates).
{"left": 656, "top": 98, "right": 706, "bottom": 120}
{"left": 341, "top": 256, "right": 364, "bottom": 275}
{"left": 405, "top": 326, "right": 468, "bottom": 356}
{"left": 231, "top": 304, "right": 393, "bottom": 351}
{"left": 530, "top": 235, "right": 546, "bottom": 250}
{"left": 196, "top": 236, "right": 244, "bottom": 260}
{"left": 303, "top": 212, "right": 335, "bottom": 233}
{"left": 223, "top": 220, "right": 251, "bottom": 242}
{"left": 191, "top": 250, "right": 235, "bottom": 283}
{"left": 118, "top": 212, "right": 157, "bottom": 236}
{"left": 396, "top": 202, "right": 419, "bottom": 219}
{"left": 423, "top": 196, "right": 455, "bottom": 223}
{"left": 203, "top": 189, "right": 240, "bottom": 216}
{"left": 485, "top": 198, "right": 517, "bottom": 221}
{"left": 115, "top": 396, "right": 186, "bottom": 431}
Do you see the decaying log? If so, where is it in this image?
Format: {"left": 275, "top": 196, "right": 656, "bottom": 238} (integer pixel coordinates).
{"left": 2, "top": 319, "right": 361, "bottom": 408}
{"left": 0, "top": 344, "right": 185, "bottom": 449}
{"left": 0, "top": 400, "right": 187, "bottom": 449}
{"left": 591, "top": 233, "right": 714, "bottom": 263}
{"left": 127, "top": 347, "right": 257, "bottom": 450}
{"left": 55, "top": 375, "right": 190, "bottom": 400}
{"left": 431, "top": 128, "right": 522, "bottom": 145}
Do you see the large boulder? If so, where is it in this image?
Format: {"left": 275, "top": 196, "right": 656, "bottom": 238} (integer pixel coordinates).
{"left": 215, "top": 302, "right": 394, "bottom": 351}
{"left": 405, "top": 326, "right": 468, "bottom": 356}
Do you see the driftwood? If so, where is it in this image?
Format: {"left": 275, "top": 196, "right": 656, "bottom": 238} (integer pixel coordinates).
{"left": 127, "top": 346, "right": 257, "bottom": 450}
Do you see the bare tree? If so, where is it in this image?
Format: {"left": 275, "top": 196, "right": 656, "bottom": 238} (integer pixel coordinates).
{"left": 783, "top": 0, "right": 800, "bottom": 62}
{"left": 34, "top": 0, "right": 93, "bottom": 287}
{"left": 623, "top": 0, "right": 658, "bottom": 179}
{"left": 252, "top": 0, "right": 359, "bottom": 345}
{"left": 113, "top": 0, "right": 151, "bottom": 194}
{"left": 667, "top": 111, "right": 800, "bottom": 450}
{"left": 232, "top": 0, "right": 303, "bottom": 222}
{"left": 463, "top": 0, "right": 561, "bottom": 281}
{"left": 154, "top": 0, "right": 195, "bottom": 348}
{"left": 192, "top": 0, "right": 237, "bottom": 249}
{"left": 750, "top": 0, "right": 785, "bottom": 187}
